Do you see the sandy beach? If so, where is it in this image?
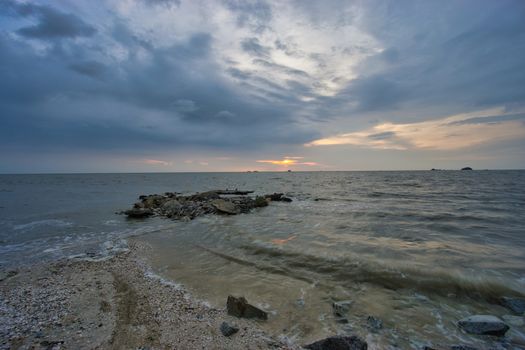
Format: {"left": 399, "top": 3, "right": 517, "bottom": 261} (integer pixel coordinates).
{"left": 0, "top": 241, "right": 298, "bottom": 350}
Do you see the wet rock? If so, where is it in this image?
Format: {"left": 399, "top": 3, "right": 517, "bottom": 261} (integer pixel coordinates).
{"left": 366, "top": 316, "right": 383, "bottom": 331}
{"left": 142, "top": 194, "right": 166, "bottom": 208}
{"left": 226, "top": 295, "right": 268, "bottom": 320}
{"left": 458, "top": 315, "right": 509, "bottom": 336}
{"left": 280, "top": 196, "right": 292, "bottom": 202}
{"left": 304, "top": 335, "right": 368, "bottom": 350}
{"left": 211, "top": 199, "right": 241, "bottom": 215}
{"left": 332, "top": 301, "right": 353, "bottom": 317}
{"left": 500, "top": 297, "right": 525, "bottom": 314}
{"left": 124, "top": 208, "right": 154, "bottom": 218}
{"left": 216, "top": 190, "right": 254, "bottom": 195}
{"left": 220, "top": 321, "right": 239, "bottom": 337}
{"left": 450, "top": 346, "right": 479, "bottom": 350}
{"left": 254, "top": 196, "right": 269, "bottom": 207}
{"left": 190, "top": 191, "right": 221, "bottom": 201}
{"left": 265, "top": 193, "right": 284, "bottom": 201}
{"left": 502, "top": 314, "right": 524, "bottom": 327}
{"left": 161, "top": 199, "right": 182, "bottom": 215}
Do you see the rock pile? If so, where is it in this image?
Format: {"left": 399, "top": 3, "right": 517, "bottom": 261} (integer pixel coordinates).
{"left": 123, "top": 190, "right": 292, "bottom": 220}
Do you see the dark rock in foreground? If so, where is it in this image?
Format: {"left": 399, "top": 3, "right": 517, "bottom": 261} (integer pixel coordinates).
{"left": 123, "top": 189, "right": 291, "bottom": 221}
{"left": 500, "top": 297, "right": 525, "bottom": 314}
{"left": 457, "top": 315, "right": 509, "bottom": 336}
{"left": 226, "top": 295, "right": 268, "bottom": 320}
{"left": 304, "top": 335, "right": 367, "bottom": 350}
{"left": 220, "top": 321, "right": 239, "bottom": 336}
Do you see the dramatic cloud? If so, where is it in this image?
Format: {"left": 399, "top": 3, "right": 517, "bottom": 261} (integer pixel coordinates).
{"left": 0, "top": 0, "right": 524, "bottom": 172}
{"left": 1, "top": 0, "right": 96, "bottom": 39}
{"left": 307, "top": 108, "right": 525, "bottom": 151}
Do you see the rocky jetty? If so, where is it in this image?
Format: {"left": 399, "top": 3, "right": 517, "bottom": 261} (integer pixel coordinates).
{"left": 123, "top": 190, "right": 292, "bottom": 220}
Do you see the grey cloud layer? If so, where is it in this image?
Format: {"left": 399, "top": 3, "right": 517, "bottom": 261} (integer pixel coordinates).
{"left": 0, "top": 0, "right": 524, "bottom": 168}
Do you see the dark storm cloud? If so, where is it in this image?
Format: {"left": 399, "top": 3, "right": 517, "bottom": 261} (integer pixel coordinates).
{"left": 141, "top": 0, "right": 181, "bottom": 7}
{"left": 252, "top": 58, "right": 310, "bottom": 78}
{"left": 241, "top": 37, "right": 271, "bottom": 57}
{"left": 1, "top": 0, "right": 96, "bottom": 39}
{"left": 328, "top": 0, "right": 525, "bottom": 119}
{"left": 225, "top": 0, "right": 272, "bottom": 32}
{"left": 69, "top": 61, "right": 107, "bottom": 79}
{"left": 0, "top": 17, "right": 316, "bottom": 155}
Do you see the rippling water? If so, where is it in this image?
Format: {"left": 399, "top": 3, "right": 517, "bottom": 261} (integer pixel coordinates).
{"left": 1, "top": 171, "right": 524, "bottom": 349}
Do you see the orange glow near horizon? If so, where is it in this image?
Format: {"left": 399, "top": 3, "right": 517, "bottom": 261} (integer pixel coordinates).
{"left": 256, "top": 156, "right": 319, "bottom": 167}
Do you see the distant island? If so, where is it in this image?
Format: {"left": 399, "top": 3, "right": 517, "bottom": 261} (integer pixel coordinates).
{"left": 461, "top": 167, "right": 473, "bottom": 171}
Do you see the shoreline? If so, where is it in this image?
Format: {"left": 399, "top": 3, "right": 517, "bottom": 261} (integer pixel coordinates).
{"left": 0, "top": 241, "right": 298, "bottom": 350}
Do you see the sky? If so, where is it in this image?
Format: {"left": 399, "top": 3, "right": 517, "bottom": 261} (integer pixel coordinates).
{"left": 0, "top": 0, "right": 524, "bottom": 173}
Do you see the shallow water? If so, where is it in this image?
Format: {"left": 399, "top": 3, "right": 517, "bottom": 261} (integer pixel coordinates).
{"left": 1, "top": 171, "right": 525, "bottom": 348}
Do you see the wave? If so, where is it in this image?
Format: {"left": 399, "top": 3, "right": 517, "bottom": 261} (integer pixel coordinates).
{"left": 13, "top": 219, "right": 73, "bottom": 231}
{"left": 202, "top": 243, "right": 524, "bottom": 302}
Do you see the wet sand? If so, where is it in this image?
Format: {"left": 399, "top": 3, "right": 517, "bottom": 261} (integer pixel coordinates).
{"left": 0, "top": 241, "right": 298, "bottom": 350}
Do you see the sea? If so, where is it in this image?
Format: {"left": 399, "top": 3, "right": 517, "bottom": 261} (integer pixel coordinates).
{"left": 1, "top": 171, "right": 524, "bottom": 349}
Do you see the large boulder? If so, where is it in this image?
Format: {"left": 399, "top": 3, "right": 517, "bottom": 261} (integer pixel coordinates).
{"left": 458, "top": 315, "right": 509, "bottom": 336}
{"left": 190, "top": 191, "right": 221, "bottom": 201}
{"left": 211, "top": 199, "right": 240, "bottom": 215}
{"left": 161, "top": 199, "right": 182, "bottom": 215}
{"left": 500, "top": 297, "right": 525, "bottom": 314}
{"left": 142, "top": 194, "right": 166, "bottom": 208}
{"left": 304, "top": 335, "right": 367, "bottom": 350}
{"left": 226, "top": 295, "right": 268, "bottom": 320}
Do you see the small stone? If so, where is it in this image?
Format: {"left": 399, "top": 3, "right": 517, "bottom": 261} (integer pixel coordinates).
{"left": 366, "top": 316, "right": 383, "bottom": 331}
{"left": 220, "top": 321, "right": 239, "bottom": 337}
{"left": 450, "top": 346, "right": 479, "bottom": 350}
{"left": 304, "top": 335, "right": 368, "bottom": 350}
{"left": 332, "top": 301, "right": 353, "bottom": 317}
{"left": 458, "top": 315, "right": 509, "bottom": 336}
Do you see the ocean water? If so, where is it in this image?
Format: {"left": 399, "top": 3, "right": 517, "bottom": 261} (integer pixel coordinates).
{"left": 1, "top": 171, "right": 525, "bottom": 349}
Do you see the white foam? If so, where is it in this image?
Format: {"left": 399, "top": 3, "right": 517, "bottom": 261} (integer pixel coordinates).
{"left": 13, "top": 219, "right": 73, "bottom": 231}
